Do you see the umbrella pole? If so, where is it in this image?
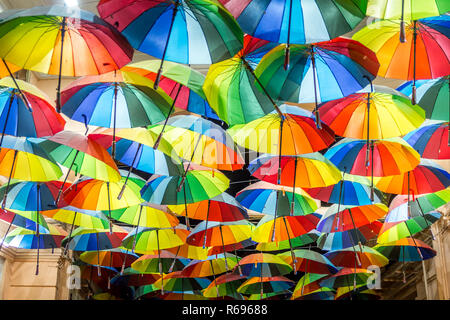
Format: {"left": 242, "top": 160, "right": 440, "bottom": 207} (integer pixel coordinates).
{"left": 132, "top": 205, "right": 143, "bottom": 253}
{"left": 182, "top": 185, "right": 190, "bottom": 230}
{"left": 260, "top": 261, "right": 263, "bottom": 300}
{"left": 153, "top": 84, "right": 183, "bottom": 149}
{"left": 0, "top": 220, "right": 12, "bottom": 251}
{"left": 348, "top": 208, "right": 363, "bottom": 254}
{"left": 54, "top": 150, "right": 80, "bottom": 206}
{"left": 310, "top": 45, "right": 322, "bottom": 129}
{"left": 210, "top": 260, "right": 220, "bottom": 298}
{"left": 95, "top": 232, "right": 101, "bottom": 277}
{"left": 1, "top": 149, "right": 18, "bottom": 210}
{"left": 108, "top": 250, "right": 113, "bottom": 289}
{"left": 399, "top": 0, "right": 406, "bottom": 43}
{"left": 242, "top": 58, "right": 283, "bottom": 118}
{"left": 168, "top": 246, "right": 180, "bottom": 273}
{"left": 56, "top": 17, "right": 67, "bottom": 113}
{"left": 290, "top": 157, "right": 298, "bottom": 216}
{"left": 106, "top": 182, "right": 113, "bottom": 234}
{"left": 336, "top": 171, "right": 346, "bottom": 231}
{"left": 203, "top": 200, "right": 210, "bottom": 249}
{"left": 120, "top": 248, "right": 128, "bottom": 275}
{"left": 35, "top": 184, "right": 41, "bottom": 275}
{"left": 234, "top": 249, "right": 243, "bottom": 276}
{"left": 271, "top": 118, "right": 285, "bottom": 242}
{"left": 283, "top": 0, "right": 293, "bottom": 71}
{"left": 1, "top": 59, "right": 31, "bottom": 112}
{"left": 153, "top": 0, "right": 180, "bottom": 90}
{"left": 156, "top": 229, "right": 164, "bottom": 295}
{"left": 219, "top": 225, "right": 228, "bottom": 271}
{"left": 117, "top": 143, "right": 142, "bottom": 200}
{"left": 411, "top": 20, "right": 418, "bottom": 105}
{"left": 282, "top": 216, "right": 297, "bottom": 274}
{"left": 112, "top": 83, "right": 118, "bottom": 158}
{"left": 64, "top": 211, "right": 77, "bottom": 256}
{"left": 0, "top": 93, "right": 16, "bottom": 148}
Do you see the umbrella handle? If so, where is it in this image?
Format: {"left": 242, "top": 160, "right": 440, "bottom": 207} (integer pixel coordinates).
{"left": 399, "top": 20, "right": 406, "bottom": 43}
{"left": 284, "top": 45, "right": 290, "bottom": 71}
{"left": 411, "top": 85, "right": 417, "bottom": 105}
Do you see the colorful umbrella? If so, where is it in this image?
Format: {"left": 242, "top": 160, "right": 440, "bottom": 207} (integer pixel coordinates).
{"left": 237, "top": 276, "right": 295, "bottom": 296}
{"left": 317, "top": 203, "right": 388, "bottom": 234}
{"left": 164, "top": 243, "right": 209, "bottom": 261}
{"left": 256, "top": 231, "right": 319, "bottom": 252}
{"left": 110, "top": 267, "right": 160, "bottom": 287}
{"left": 181, "top": 254, "right": 239, "bottom": 278}
{"left": 278, "top": 249, "right": 338, "bottom": 274}
{"left": 335, "top": 285, "right": 381, "bottom": 300}
{"left": 238, "top": 253, "right": 293, "bottom": 277}
{"left": 110, "top": 204, "right": 179, "bottom": 229}
{"left": 317, "top": 221, "right": 382, "bottom": 251}
{"left": 236, "top": 181, "right": 318, "bottom": 216}
{"left": 325, "top": 245, "right": 389, "bottom": 269}
{"left": 403, "top": 121, "right": 450, "bottom": 160}
{"left": 121, "top": 227, "right": 187, "bottom": 254}
{"left": 254, "top": 37, "right": 379, "bottom": 125}
{"left": 227, "top": 109, "right": 335, "bottom": 155}
{"left": 319, "top": 268, "right": 376, "bottom": 289}
{"left": 352, "top": 15, "right": 450, "bottom": 104}
{"left": 291, "top": 287, "right": 335, "bottom": 300}
{"left": 41, "top": 207, "right": 110, "bottom": 231}
{"left": 202, "top": 273, "right": 246, "bottom": 298}
{"left": 207, "top": 239, "right": 255, "bottom": 256}
{"left": 374, "top": 238, "right": 436, "bottom": 261}
{"left": 123, "top": 59, "right": 218, "bottom": 119}
{"left": 318, "top": 85, "right": 425, "bottom": 139}
{"left": 151, "top": 271, "right": 211, "bottom": 295}
{"left": 291, "top": 273, "right": 330, "bottom": 298}
{"left": 0, "top": 5, "right": 133, "bottom": 111}
{"left": 389, "top": 188, "right": 450, "bottom": 218}
{"left": 398, "top": 77, "right": 449, "bottom": 121}
{"left": 248, "top": 153, "right": 342, "bottom": 188}
{"left": 220, "top": 0, "right": 367, "bottom": 44}
{"left": 203, "top": 34, "right": 279, "bottom": 126}
{"left": 375, "top": 159, "right": 450, "bottom": 195}
{"left": 79, "top": 248, "right": 139, "bottom": 268}
{"left": 131, "top": 251, "right": 190, "bottom": 274}
{"left": 63, "top": 226, "right": 128, "bottom": 252}
{"left": 0, "top": 77, "right": 65, "bottom": 140}
{"left": 0, "top": 208, "right": 49, "bottom": 234}
{"left": 98, "top": 0, "right": 243, "bottom": 88}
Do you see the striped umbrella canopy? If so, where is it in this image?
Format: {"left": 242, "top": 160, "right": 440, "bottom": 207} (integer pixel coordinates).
{"left": 207, "top": 239, "right": 255, "bottom": 256}
{"left": 79, "top": 248, "right": 139, "bottom": 268}
{"left": 151, "top": 271, "right": 211, "bottom": 294}
{"left": 121, "top": 226, "right": 187, "bottom": 254}
{"left": 228, "top": 110, "right": 335, "bottom": 155}
{"left": 319, "top": 268, "right": 376, "bottom": 289}
{"left": 181, "top": 254, "right": 240, "bottom": 277}
{"left": 374, "top": 238, "right": 436, "bottom": 261}
{"left": 0, "top": 208, "right": 49, "bottom": 234}
{"left": 291, "top": 287, "right": 335, "bottom": 300}
{"left": 131, "top": 251, "right": 190, "bottom": 274}
{"left": 237, "top": 276, "right": 295, "bottom": 295}
{"left": 237, "top": 253, "right": 293, "bottom": 277}
{"left": 291, "top": 273, "right": 330, "bottom": 298}
{"left": 236, "top": 181, "right": 318, "bottom": 216}
{"left": 325, "top": 137, "right": 421, "bottom": 177}
{"left": 278, "top": 249, "right": 338, "bottom": 274}
{"left": 256, "top": 231, "right": 320, "bottom": 252}
{"left": 110, "top": 267, "right": 161, "bottom": 287}
{"left": 38, "top": 131, "right": 121, "bottom": 186}
{"left": 164, "top": 243, "right": 209, "bottom": 261}
{"left": 335, "top": 285, "right": 381, "bottom": 300}
{"left": 168, "top": 192, "right": 248, "bottom": 222}
{"left": 352, "top": 15, "right": 450, "bottom": 104}
{"left": 40, "top": 207, "right": 110, "bottom": 230}
{"left": 219, "top": 0, "right": 367, "bottom": 44}
{"left": 318, "top": 85, "right": 425, "bottom": 139}
{"left": 324, "top": 245, "right": 389, "bottom": 269}
{"left": 203, "top": 34, "right": 278, "bottom": 126}
{"left": 4, "top": 224, "right": 66, "bottom": 250}
{"left": 304, "top": 174, "right": 384, "bottom": 206}
{"left": 98, "top": 0, "right": 243, "bottom": 64}
{"left": 149, "top": 115, "right": 245, "bottom": 171}
{"left": 123, "top": 60, "right": 218, "bottom": 120}
{"left": 398, "top": 77, "right": 449, "bottom": 121}
{"left": 0, "top": 77, "right": 65, "bottom": 140}
{"left": 253, "top": 38, "right": 379, "bottom": 125}
{"left": 317, "top": 221, "right": 383, "bottom": 251}
{"left": 375, "top": 159, "right": 450, "bottom": 195}
{"left": 366, "top": 0, "right": 450, "bottom": 21}
{"left": 110, "top": 204, "right": 179, "bottom": 229}
{"left": 249, "top": 153, "right": 342, "bottom": 189}
{"left": 0, "top": 5, "right": 134, "bottom": 111}
{"left": 63, "top": 226, "right": 128, "bottom": 252}
{"left": 317, "top": 203, "right": 388, "bottom": 233}
{"left": 403, "top": 121, "right": 450, "bottom": 160}
{"left": 202, "top": 273, "right": 247, "bottom": 298}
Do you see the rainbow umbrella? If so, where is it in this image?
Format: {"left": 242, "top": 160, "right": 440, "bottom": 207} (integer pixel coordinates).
{"left": 317, "top": 203, "right": 388, "bottom": 234}
{"left": 0, "top": 208, "right": 49, "bottom": 234}
{"left": 110, "top": 267, "right": 160, "bottom": 287}
{"left": 256, "top": 231, "right": 320, "bottom": 252}
{"left": 152, "top": 271, "right": 211, "bottom": 295}
{"left": 61, "top": 71, "right": 172, "bottom": 158}
{"left": 203, "top": 34, "right": 279, "bottom": 126}
{"left": 374, "top": 238, "right": 436, "bottom": 261}
{"left": 181, "top": 254, "right": 239, "bottom": 278}
{"left": 325, "top": 245, "right": 389, "bottom": 269}
{"left": 291, "top": 287, "right": 335, "bottom": 300}
{"left": 249, "top": 153, "right": 342, "bottom": 188}
{"left": 0, "top": 77, "right": 65, "bottom": 141}
{"left": 165, "top": 243, "right": 209, "bottom": 261}
{"left": 238, "top": 253, "right": 293, "bottom": 277}
{"left": 0, "top": 5, "right": 133, "bottom": 111}
{"left": 317, "top": 221, "right": 382, "bottom": 251}
{"left": 202, "top": 273, "right": 247, "bottom": 298}
{"left": 291, "top": 273, "right": 330, "bottom": 298}
{"left": 149, "top": 115, "right": 245, "bottom": 171}
{"left": 121, "top": 226, "right": 187, "bottom": 254}
{"left": 353, "top": 15, "right": 450, "bottom": 104}
{"left": 398, "top": 77, "right": 449, "bottom": 121}
{"left": 237, "top": 181, "right": 318, "bottom": 216}
{"left": 254, "top": 37, "right": 379, "bottom": 125}
{"left": 237, "top": 276, "right": 295, "bottom": 296}
{"left": 404, "top": 121, "right": 450, "bottom": 160}
{"left": 228, "top": 108, "right": 335, "bottom": 155}
{"left": 375, "top": 159, "right": 450, "bottom": 196}
{"left": 248, "top": 291, "right": 290, "bottom": 301}
{"left": 278, "top": 249, "right": 338, "bottom": 274}
{"left": 123, "top": 60, "right": 218, "bottom": 120}
{"left": 319, "top": 268, "right": 376, "bottom": 289}
{"left": 80, "top": 264, "right": 119, "bottom": 289}
{"left": 318, "top": 85, "right": 425, "bottom": 139}
{"left": 366, "top": 0, "right": 450, "bottom": 41}
{"left": 304, "top": 174, "right": 384, "bottom": 206}
{"left": 98, "top": 0, "right": 243, "bottom": 89}
{"left": 110, "top": 204, "right": 179, "bottom": 229}
{"left": 219, "top": 0, "right": 367, "bottom": 46}
{"left": 207, "top": 239, "right": 255, "bottom": 256}
{"left": 63, "top": 226, "right": 128, "bottom": 252}
{"left": 131, "top": 251, "right": 190, "bottom": 274}
{"left": 335, "top": 284, "right": 381, "bottom": 300}
{"left": 41, "top": 207, "right": 110, "bottom": 234}
{"left": 79, "top": 248, "right": 139, "bottom": 278}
